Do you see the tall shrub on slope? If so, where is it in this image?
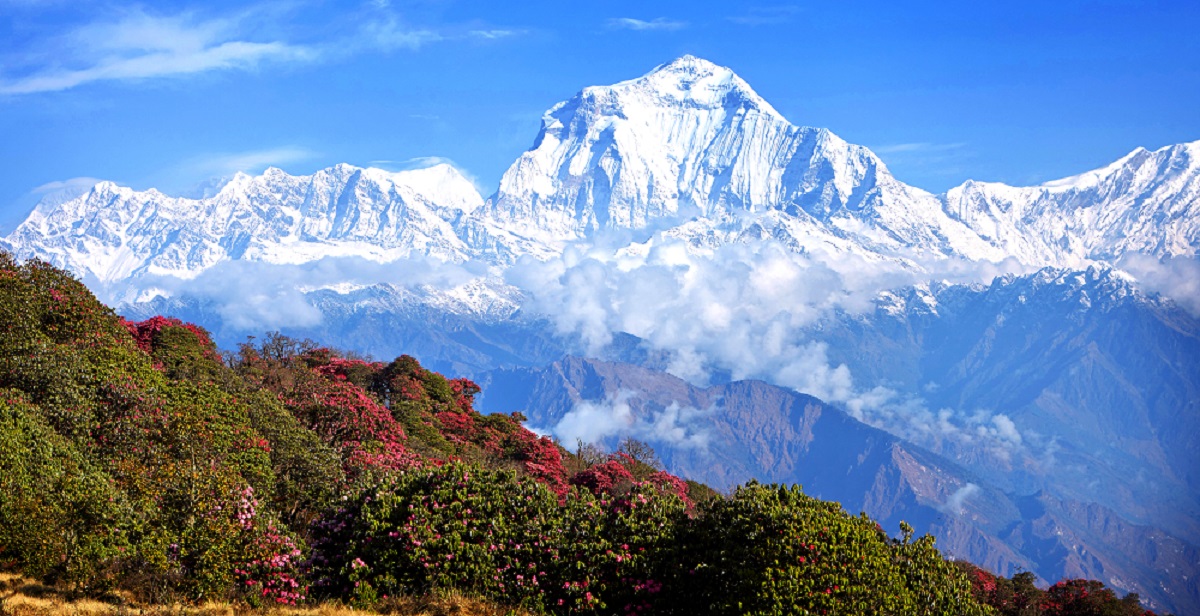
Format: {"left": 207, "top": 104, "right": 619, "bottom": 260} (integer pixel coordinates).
{"left": 0, "top": 392, "right": 131, "bottom": 589}
{"left": 671, "top": 482, "right": 988, "bottom": 616}
{"left": 232, "top": 341, "right": 573, "bottom": 494}
{"left": 308, "top": 461, "right": 688, "bottom": 615}
{"left": 0, "top": 254, "right": 328, "bottom": 601}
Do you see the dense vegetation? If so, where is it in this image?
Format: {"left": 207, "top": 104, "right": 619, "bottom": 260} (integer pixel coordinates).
{"left": 0, "top": 253, "right": 1161, "bottom": 615}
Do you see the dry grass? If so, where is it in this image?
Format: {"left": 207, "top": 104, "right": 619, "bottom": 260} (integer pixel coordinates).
{"left": 0, "top": 573, "right": 528, "bottom": 616}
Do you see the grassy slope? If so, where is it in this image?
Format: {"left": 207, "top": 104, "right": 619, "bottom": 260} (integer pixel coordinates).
{"left": 0, "top": 572, "right": 528, "bottom": 616}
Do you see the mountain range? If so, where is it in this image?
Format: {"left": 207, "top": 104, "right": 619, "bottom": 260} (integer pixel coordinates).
{"left": 4, "top": 55, "right": 1198, "bottom": 613}
{"left": 6, "top": 56, "right": 1199, "bottom": 282}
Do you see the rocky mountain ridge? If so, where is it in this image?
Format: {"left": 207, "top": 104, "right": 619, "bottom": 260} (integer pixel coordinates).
{"left": 477, "top": 356, "right": 1200, "bottom": 614}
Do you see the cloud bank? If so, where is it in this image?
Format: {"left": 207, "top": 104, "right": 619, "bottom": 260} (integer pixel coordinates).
{"left": 98, "top": 226, "right": 1042, "bottom": 464}
{"left": 104, "top": 255, "right": 482, "bottom": 332}
{"left": 506, "top": 235, "right": 1036, "bottom": 463}
{"left": 1118, "top": 254, "right": 1200, "bottom": 316}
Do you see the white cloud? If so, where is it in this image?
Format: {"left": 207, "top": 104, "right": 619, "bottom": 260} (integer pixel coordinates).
{"left": 103, "top": 255, "right": 481, "bottom": 332}
{"left": 989, "top": 414, "right": 1023, "bottom": 447}
{"left": 469, "top": 29, "right": 522, "bottom": 40}
{"left": 606, "top": 17, "right": 688, "bottom": 31}
{"left": 29, "top": 176, "right": 104, "bottom": 196}
{"left": 352, "top": 17, "right": 525, "bottom": 52}
{"left": 1118, "top": 253, "right": 1200, "bottom": 316}
{"left": 0, "top": 10, "right": 315, "bottom": 95}
{"left": 549, "top": 389, "right": 714, "bottom": 449}
{"left": 370, "top": 156, "right": 488, "bottom": 197}
{"left": 939, "top": 483, "right": 980, "bottom": 515}
{"left": 506, "top": 232, "right": 1036, "bottom": 464}
{"left": 0, "top": 7, "right": 529, "bottom": 96}
{"left": 552, "top": 389, "right": 637, "bottom": 446}
{"left": 396, "top": 156, "right": 458, "bottom": 169}
{"left": 844, "top": 384, "right": 1029, "bottom": 464}
{"left": 870, "top": 142, "right": 974, "bottom": 180}
{"left": 507, "top": 238, "right": 917, "bottom": 390}
{"left": 645, "top": 401, "right": 714, "bottom": 448}
{"left": 359, "top": 17, "right": 442, "bottom": 51}
{"left": 728, "top": 6, "right": 802, "bottom": 26}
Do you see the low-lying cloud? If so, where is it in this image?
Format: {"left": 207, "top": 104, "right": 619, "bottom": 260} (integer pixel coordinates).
{"left": 939, "top": 483, "right": 981, "bottom": 516}
{"left": 845, "top": 386, "right": 1028, "bottom": 464}
{"left": 506, "top": 235, "right": 1034, "bottom": 463}
{"left": 1118, "top": 253, "right": 1200, "bottom": 316}
{"left": 103, "top": 255, "right": 483, "bottom": 332}
{"left": 507, "top": 239, "right": 916, "bottom": 389}
{"left": 548, "top": 389, "right": 714, "bottom": 450}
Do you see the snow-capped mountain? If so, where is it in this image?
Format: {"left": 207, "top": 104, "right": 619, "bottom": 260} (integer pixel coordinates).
{"left": 2, "top": 163, "right": 482, "bottom": 282}
{"left": 461, "top": 55, "right": 1200, "bottom": 267}
{"left": 4, "top": 55, "right": 1199, "bottom": 282}
{"left": 461, "top": 55, "right": 1002, "bottom": 263}
{"left": 943, "top": 141, "right": 1200, "bottom": 265}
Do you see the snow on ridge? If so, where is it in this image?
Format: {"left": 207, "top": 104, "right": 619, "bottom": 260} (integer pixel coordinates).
{"left": 4, "top": 55, "right": 1199, "bottom": 310}
{"left": 941, "top": 138, "right": 1200, "bottom": 264}
{"left": 4, "top": 162, "right": 485, "bottom": 283}
{"left": 1040, "top": 147, "right": 1151, "bottom": 192}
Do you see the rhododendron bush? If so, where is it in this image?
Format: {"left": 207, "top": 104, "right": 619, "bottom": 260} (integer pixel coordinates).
{"left": 955, "top": 562, "right": 1158, "bottom": 616}
{"left": 310, "top": 462, "right": 688, "bottom": 614}
{"left": 0, "top": 254, "right": 313, "bottom": 600}
{"left": 0, "top": 253, "right": 1162, "bottom": 615}
{"left": 672, "top": 482, "right": 990, "bottom": 615}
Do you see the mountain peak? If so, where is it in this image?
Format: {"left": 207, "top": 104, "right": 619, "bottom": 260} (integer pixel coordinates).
{"left": 475, "top": 56, "right": 984, "bottom": 257}
{"left": 649, "top": 54, "right": 724, "bottom": 76}
{"left": 616, "top": 55, "right": 776, "bottom": 115}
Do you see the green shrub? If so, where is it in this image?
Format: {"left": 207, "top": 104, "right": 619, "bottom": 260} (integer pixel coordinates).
{"left": 671, "top": 482, "right": 988, "bottom": 616}
{"left": 0, "top": 392, "right": 132, "bottom": 590}
{"left": 311, "top": 462, "right": 574, "bottom": 611}
{"left": 243, "top": 390, "right": 344, "bottom": 529}
{"left": 309, "top": 462, "right": 688, "bottom": 614}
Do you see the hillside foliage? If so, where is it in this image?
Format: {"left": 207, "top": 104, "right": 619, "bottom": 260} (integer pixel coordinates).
{"left": 0, "top": 253, "right": 1162, "bottom": 615}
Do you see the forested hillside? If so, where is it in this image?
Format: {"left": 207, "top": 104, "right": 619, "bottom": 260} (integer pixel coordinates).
{"left": 0, "top": 252, "right": 1160, "bottom": 615}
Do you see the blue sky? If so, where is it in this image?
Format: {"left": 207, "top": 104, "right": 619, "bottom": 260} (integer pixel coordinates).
{"left": 1, "top": 0, "right": 1197, "bottom": 232}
